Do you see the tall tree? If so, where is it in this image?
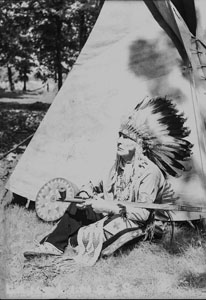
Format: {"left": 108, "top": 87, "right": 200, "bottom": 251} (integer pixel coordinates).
{"left": 16, "top": 34, "right": 36, "bottom": 91}
{"left": 0, "top": 1, "right": 18, "bottom": 91}
{"left": 28, "top": 0, "right": 103, "bottom": 90}
{"left": 0, "top": 1, "right": 35, "bottom": 91}
{"left": 0, "top": 0, "right": 104, "bottom": 91}
{"left": 28, "top": 0, "right": 76, "bottom": 90}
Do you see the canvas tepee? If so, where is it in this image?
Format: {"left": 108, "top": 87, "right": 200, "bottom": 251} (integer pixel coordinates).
{"left": 6, "top": 0, "right": 206, "bottom": 222}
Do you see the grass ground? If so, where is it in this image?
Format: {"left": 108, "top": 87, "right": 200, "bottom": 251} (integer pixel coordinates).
{"left": 1, "top": 201, "right": 206, "bottom": 299}
{"left": 0, "top": 88, "right": 206, "bottom": 299}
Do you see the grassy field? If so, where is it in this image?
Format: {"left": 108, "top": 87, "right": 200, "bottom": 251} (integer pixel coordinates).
{"left": 1, "top": 199, "right": 206, "bottom": 299}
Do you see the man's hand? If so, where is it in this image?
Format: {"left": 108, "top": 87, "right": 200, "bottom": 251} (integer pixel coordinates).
{"left": 88, "top": 195, "right": 120, "bottom": 214}
{"left": 80, "top": 181, "right": 95, "bottom": 198}
{"left": 76, "top": 195, "right": 120, "bottom": 214}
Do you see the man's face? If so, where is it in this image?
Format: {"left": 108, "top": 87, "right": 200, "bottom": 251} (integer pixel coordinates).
{"left": 117, "top": 132, "right": 136, "bottom": 158}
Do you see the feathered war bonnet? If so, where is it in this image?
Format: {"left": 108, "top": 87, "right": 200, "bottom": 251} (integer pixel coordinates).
{"left": 119, "top": 96, "right": 193, "bottom": 178}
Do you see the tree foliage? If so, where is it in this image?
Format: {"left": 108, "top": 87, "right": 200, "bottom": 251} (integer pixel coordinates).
{"left": 0, "top": 0, "right": 32, "bottom": 90}
{"left": 0, "top": 0, "right": 104, "bottom": 91}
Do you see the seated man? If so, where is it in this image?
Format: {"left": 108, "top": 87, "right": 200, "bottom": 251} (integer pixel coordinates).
{"left": 24, "top": 96, "right": 192, "bottom": 265}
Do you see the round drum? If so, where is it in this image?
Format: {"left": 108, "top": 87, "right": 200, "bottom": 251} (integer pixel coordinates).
{"left": 35, "top": 177, "right": 79, "bottom": 222}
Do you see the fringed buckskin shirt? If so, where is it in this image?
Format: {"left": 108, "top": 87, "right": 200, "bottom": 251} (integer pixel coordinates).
{"left": 103, "top": 155, "right": 166, "bottom": 222}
